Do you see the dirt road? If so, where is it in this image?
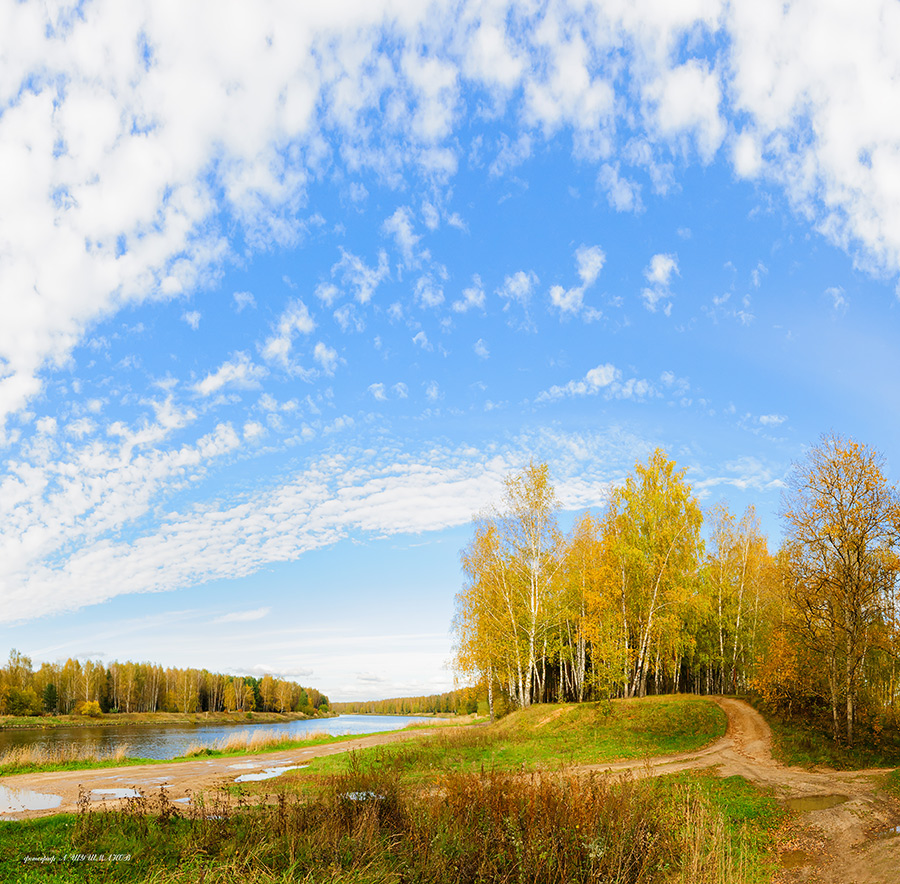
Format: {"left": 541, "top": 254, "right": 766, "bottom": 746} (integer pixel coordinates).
{"left": 586, "top": 698, "right": 900, "bottom": 884}
{"left": 2, "top": 700, "right": 899, "bottom": 881}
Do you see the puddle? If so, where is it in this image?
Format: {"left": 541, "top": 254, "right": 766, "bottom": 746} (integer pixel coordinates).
{"left": 173, "top": 797, "right": 191, "bottom": 805}
{"left": 227, "top": 762, "right": 258, "bottom": 770}
{"left": 234, "top": 765, "right": 307, "bottom": 783}
{"left": 779, "top": 849, "right": 814, "bottom": 869}
{"left": 872, "top": 824, "right": 900, "bottom": 840}
{"left": 343, "top": 791, "right": 385, "bottom": 802}
{"left": 783, "top": 794, "right": 849, "bottom": 813}
{"left": 90, "top": 788, "right": 142, "bottom": 801}
{"left": 0, "top": 784, "right": 62, "bottom": 814}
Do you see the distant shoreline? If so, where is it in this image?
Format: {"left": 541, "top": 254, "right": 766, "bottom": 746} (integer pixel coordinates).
{"left": 0, "top": 710, "right": 334, "bottom": 731}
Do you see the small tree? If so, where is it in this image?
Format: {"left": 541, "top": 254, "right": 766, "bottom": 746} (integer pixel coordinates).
{"left": 43, "top": 682, "right": 58, "bottom": 714}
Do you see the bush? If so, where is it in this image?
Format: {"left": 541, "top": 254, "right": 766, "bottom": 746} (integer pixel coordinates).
{"left": 75, "top": 700, "right": 102, "bottom": 717}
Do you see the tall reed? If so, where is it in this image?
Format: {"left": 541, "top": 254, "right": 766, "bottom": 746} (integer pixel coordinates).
{"left": 183, "top": 728, "right": 331, "bottom": 757}
{"left": 0, "top": 741, "right": 131, "bottom": 771}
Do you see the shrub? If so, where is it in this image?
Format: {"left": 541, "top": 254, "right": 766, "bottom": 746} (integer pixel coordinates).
{"left": 75, "top": 700, "right": 103, "bottom": 717}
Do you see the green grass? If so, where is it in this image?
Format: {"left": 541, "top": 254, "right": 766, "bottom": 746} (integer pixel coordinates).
{"left": 279, "top": 695, "right": 726, "bottom": 783}
{"left": 660, "top": 770, "right": 785, "bottom": 883}
{"left": 883, "top": 768, "right": 900, "bottom": 797}
{"left": 760, "top": 707, "right": 900, "bottom": 770}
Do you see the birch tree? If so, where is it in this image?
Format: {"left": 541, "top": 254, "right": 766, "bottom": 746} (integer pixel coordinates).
{"left": 781, "top": 434, "right": 900, "bottom": 743}
{"left": 607, "top": 449, "right": 704, "bottom": 697}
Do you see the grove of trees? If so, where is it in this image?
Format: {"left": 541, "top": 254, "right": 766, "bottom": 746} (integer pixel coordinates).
{"left": 453, "top": 437, "right": 900, "bottom": 744}
{"left": 332, "top": 689, "right": 477, "bottom": 716}
{"left": 0, "top": 651, "right": 329, "bottom": 718}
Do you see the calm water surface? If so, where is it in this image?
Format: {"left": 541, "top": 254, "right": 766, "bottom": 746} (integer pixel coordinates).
{"left": 0, "top": 714, "right": 432, "bottom": 760}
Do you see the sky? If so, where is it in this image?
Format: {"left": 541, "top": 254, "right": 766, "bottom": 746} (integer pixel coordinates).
{"left": 2, "top": 0, "right": 900, "bottom": 702}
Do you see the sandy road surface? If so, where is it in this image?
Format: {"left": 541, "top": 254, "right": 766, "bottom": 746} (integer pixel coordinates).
{"left": 3, "top": 700, "right": 899, "bottom": 882}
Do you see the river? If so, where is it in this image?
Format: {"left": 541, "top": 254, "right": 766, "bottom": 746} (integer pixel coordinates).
{"left": 0, "top": 714, "right": 433, "bottom": 761}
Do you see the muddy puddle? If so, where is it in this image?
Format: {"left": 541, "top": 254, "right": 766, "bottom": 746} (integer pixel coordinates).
{"left": 871, "top": 824, "right": 900, "bottom": 840}
{"left": 783, "top": 794, "right": 848, "bottom": 812}
{"left": 0, "top": 784, "right": 63, "bottom": 815}
{"left": 90, "top": 788, "right": 142, "bottom": 801}
{"left": 234, "top": 764, "right": 308, "bottom": 783}
{"left": 779, "top": 849, "right": 814, "bottom": 869}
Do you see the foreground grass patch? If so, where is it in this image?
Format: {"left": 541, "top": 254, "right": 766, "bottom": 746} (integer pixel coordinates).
{"left": 1, "top": 762, "right": 776, "bottom": 884}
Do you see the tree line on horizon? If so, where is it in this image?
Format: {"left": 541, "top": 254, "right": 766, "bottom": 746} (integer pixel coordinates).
{"left": 453, "top": 437, "right": 900, "bottom": 744}
{"left": 332, "top": 689, "right": 477, "bottom": 716}
{"left": 0, "top": 652, "right": 329, "bottom": 718}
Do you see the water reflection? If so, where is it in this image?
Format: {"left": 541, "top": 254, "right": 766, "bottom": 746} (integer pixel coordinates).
{"left": 0, "top": 714, "right": 432, "bottom": 761}
{"left": 0, "top": 784, "right": 62, "bottom": 814}
{"left": 234, "top": 765, "right": 307, "bottom": 782}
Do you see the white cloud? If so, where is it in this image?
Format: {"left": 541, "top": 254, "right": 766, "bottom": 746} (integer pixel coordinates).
{"left": 313, "top": 342, "right": 339, "bottom": 375}
{"left": 575, "top": 245, "right": 606, "bottom": 287}
{"left": 597, "top": 163, "right": 642, "bottom": 212}
{"left": 641, "top": 253, "right": 679, "bottom": 313}
{"left": 759, "top": 414, "right": 786, "bottom": 426}
{"left": 549, "top": 284, "right": 584, "bottom": 313}
{"left": 647, "top": 60, "right": 725, "bottom": 162}
{"left": 412, "top": 331, "right": 432, "bottom": 350}
{"left": 473, "top": 338, "right": 489, "bottom": 359}
{"left": 497, "top": 270, "right": 538, "bottom": 307}
{"left": 315, "top": 283, "right": 341, "bottom": 306}
{"left": 333, "top": 249, "right": 389, "bottom": 304}
{"left": 392, "top": 382, "right": 409, "bottom": 398}
{"left": 550, "top": 245, "right": 605, "bottom": 316}
{"left": 537, "top": 363, "right": 657, "bottom": 403}
{"left": 182, "top": 311, "right": 201, "bottom": 330}
{"left": 425, "top": 381, "right": 440, "bottom": 401}
{"left": 452, "top": 275, "right": 485, "bottom": 313}
{"left": 414, "top": 275, "right": 444, "bottom": 308}
{"left": 194, "top": 352, "right": 267, "bottom": 397}
{"left": 489, "top": 132, "right": 532, "bottom": 177}
{"left": 233, "top": 291, "right": 256, "bottom": 312}
{"left": 334, "top": 304, "right": 366, "bottom": 333}
{"left": 243, "top": 421, "right": 266, "bottom": 441}
{"left": 825, "top": 285, "right": 847, "bottom": 312}
{"left": 382, "top": 206, "right": 421, "bottom": 266}
{"left": 214, "top": 607, "right": 271, "bottom": 624}
{"left": 262, "top": 300, "right": 315, "bottom": 367}
{"left": 368, "top": 383, "right": 387, "bottom": 401}
{"left": 421, "top": 201, "right": 440, "bottom": 230}
{"left": 645, "top": 253, "right": 679, "bottom": 287}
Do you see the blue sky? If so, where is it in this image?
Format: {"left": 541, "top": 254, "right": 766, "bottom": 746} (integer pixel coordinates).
{"left": 2, "top": 0, "right": 900, "bottom": 701}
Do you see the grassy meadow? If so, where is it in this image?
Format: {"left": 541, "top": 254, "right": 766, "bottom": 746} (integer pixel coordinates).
{"left": 0, "top": 696, "right": 786, "bottom": 883}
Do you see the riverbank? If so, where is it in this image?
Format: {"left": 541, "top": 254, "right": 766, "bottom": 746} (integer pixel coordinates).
{"left": 0, "top": 710, "right": 333, "bottom": 731}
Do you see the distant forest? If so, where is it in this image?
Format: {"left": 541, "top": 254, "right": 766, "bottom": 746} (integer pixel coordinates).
{"left": 332, "top": 689, "right": 477, "bottom": 716}
{"left": 0, "top": 649, "right": 329, "bottom": 717}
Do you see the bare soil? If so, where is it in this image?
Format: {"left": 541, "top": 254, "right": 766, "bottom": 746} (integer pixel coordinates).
{"left": 3, "top": 699, "right": 899, "bottom": 882}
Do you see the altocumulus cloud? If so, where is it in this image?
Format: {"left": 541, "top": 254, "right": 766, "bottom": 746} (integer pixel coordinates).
{"left": 1, "top": 0, "right": 900, "bottom": 427}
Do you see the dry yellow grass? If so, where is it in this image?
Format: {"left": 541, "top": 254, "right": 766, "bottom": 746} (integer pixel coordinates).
{"left": 184, "top": 728, "right": 331, "bottom": 756}
{"left": 0, "top": 742, "right": 131, "bottom": 768}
